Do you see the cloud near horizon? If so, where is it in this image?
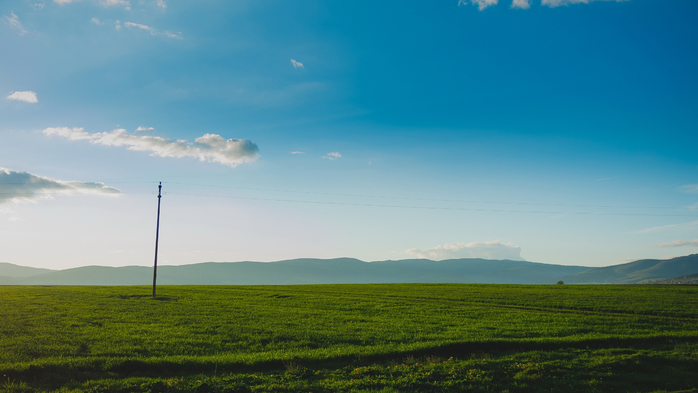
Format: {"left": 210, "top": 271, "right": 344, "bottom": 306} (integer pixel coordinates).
{"left": 655, "top": 239, "right": 698, "bottom": 248}
{"left": 635, "top": 220, "right": 698, "bottom": 234}
{"left": 42, "top": 127, "right": 260, "bottom": 168}
{"left": 402, "top": 240, "right": 524, "bottom": 261}
{"left": 7, "top": 91, "right": 38, "bottom": 103}
{"left": 0, "top": 168, "right": 120, "bottom": 204}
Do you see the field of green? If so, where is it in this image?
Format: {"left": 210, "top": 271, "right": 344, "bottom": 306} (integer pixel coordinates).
{"left": 1, "top": 284, "right": 697, "bottom": 392}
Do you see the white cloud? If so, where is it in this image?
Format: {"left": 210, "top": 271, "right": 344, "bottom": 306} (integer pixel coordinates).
{"left": 4, "top": 12, "right": 27, "bottom": 35}
{"left": 135, "top": 126, "right": 154, "bottom": 132}
{"left": 32, "top": 3, "right": 45, "bottom": 10}
{"left": 290, "top": 151, "right": 305, "bottom": 154}
{"left": 323, "top": 152, "right": 341, "bottom": 160}
{"left": 8, "top": 217, "right": 23, "bottom": 222}
{"left": 679, "top": 184, "right": 698, "bottom": 194}
{"left": 123, "top": 21, "right": 181, "bottom": 38}
{"left": 458, "top": 0, "right": 499, "bottom": 11}
{"left": 125, "top": 21, "right": 154, "bottom": 33}
{"left": 402, "top": 240, "right": 524, "bottom": 261}
{"left": 291, "top": 59, "right": 304, "bottom": 69}
{"left": 7, "top": 91, "right": 38, "bottom": 103}
{"left": 458, "top": 0, "right": 627, "bottom": 10}
{"left": 511, "top": 0, "right": 530, "bottom": 8}
{"left": 102, "top": 0, "right": 130, "bottom": 10}
{"left": 0, "top": 167, "right": 120, "bottom": 205}
{"left": 54, "top": 0, "right": 78, "bottom": 4}
{"left": 155, "top": 0, "right": 166, "bottom": 8}
{"left": 541, "top": 0, "right": 627, "bottom": 7}
{"left": 115, "top": 20, "right": 121, "bottom": 30}
{"left": 42, "top": 127, "right": 260, "bottom": 168}
{"left": 162, "top": 31, "right": 182, "bottom": 39}
{"left": 635, "top": 220, "right": 698, "bottom": 234}
{"left": 655, "top": 239, "right": 698, "bottom": 248}
{"left": 91, "top": 17, "right": 103, "bottom": 25}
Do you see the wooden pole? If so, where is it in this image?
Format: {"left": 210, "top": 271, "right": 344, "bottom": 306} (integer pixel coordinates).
{"left": 152, "top": 182, "right": 162, "bottom": 298}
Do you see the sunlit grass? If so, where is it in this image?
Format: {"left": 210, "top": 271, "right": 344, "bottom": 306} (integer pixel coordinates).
{"left": 0, "top": 284, "right": 696, "bottom": 392}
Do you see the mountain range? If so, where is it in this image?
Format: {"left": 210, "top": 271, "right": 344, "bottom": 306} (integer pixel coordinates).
{"left": 1, "top": 254, "right": 697, "bottom": 285}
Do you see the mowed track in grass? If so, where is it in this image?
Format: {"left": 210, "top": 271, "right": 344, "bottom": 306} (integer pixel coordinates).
{"left": 1, "top": 284, "right": 697, "bottom": 392}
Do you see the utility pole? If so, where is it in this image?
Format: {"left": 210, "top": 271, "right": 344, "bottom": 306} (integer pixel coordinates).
{"left": 152, "top": 182, "right": 162, "bottom": 298}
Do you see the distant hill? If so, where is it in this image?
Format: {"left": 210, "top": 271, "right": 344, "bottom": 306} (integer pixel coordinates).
{"left": 0, "top": 262, "right": 54, "bottom": 277}
{"left": 558, "top": 254, "right": 698, "bottom": 284}
{"left": 0, "top": 258, "right": 588, "bottom": 285}
{"left": 644, "top": 272, "right": 698, "bottom": 285}
{"left": 1, "top": 254, "right": 696, "bottom": 285}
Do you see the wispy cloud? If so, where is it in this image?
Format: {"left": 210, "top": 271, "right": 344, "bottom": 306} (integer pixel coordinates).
{"left": 91, "top": 17, "right": 103, "bottom": 25}
{"left": 32, "top": 3, "right": 45, "bottom": 10}
{"left": 511, "top": 0, "right": 531, "bottom": 8}
{"left": 401, "top": 240, "right": 524, "bottom": 261}
{"left": 322, "top": 152, "right": 341, "bottom": 160}
{"left": 6, "top": 91, "right": 38, "bottom": 103}
{"left": 101, "top": 0, "right": 130, "bottom": 10}
{"left": 162, "top": 31, "right": 181, "bottom": 38}
{"left": 290, "top": 151, "right": 305, "bottom": 155}
{"left": 0, "top": 207, "right": 19, "bottom": 222}
{"left": 654, "top": 239, "right": 698, "bottom": 248}
{"left": 42, "top": 127, "right": 260, "bottom": 168}
{"left": 155, "top": 0, "right": 166, "bottom": 8}
{"left": 460, "top": 0, "right": 627, "bottom": 11}
{"left": 0, "top": 167, "right": 120, "bottom": 205}
{"left": 459, "top": 0, "right": 499, "bottom": 11}
{"left": 125, "top": 21, "right": 153, "bottom": 33}
{"left": 679, "top": 184, "right": 698, "bottom": 194}
{"left": 291, "top": 59, "right": 304, "bottom": 69}
{"left": 4, "top": 12, "right": 27, "bottom": 35}
{"left": 54, "top": 0, "right": 132, "bottom": 6}
{"left": 122, "top": 21, "right": 181, "bottom": 38}
{"left": 135, "top": 126, "right": 154, "bottom": 132}
{"left": 541, "top": 0, "right": 628, "bottom": 7}
{"left": 635, "top": 220, "right": 698, "bottom": 234}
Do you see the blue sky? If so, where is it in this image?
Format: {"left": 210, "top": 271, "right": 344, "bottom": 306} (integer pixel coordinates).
{"left": 1, "top": 0, "right": 697, "bottom": 269}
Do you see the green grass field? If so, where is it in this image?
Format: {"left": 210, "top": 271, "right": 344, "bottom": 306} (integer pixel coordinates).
{"left": 1, "top": 284, "right": 697, "bottom": 392}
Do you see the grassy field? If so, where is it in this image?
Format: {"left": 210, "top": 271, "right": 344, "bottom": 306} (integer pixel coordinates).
{"left": 0, "top": 284, "right": 697, "bottom": 392}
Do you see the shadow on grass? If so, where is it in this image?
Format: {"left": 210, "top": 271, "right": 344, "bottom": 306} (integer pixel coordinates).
{"left": 6, "top": 335, "right": 698, "bottom": 391}
{"left": 114, "top": 294, "right": 178, "bottom": 301}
